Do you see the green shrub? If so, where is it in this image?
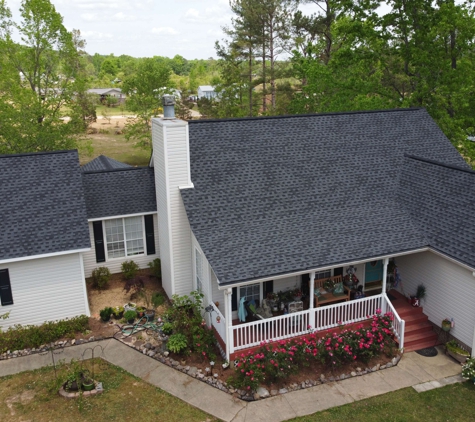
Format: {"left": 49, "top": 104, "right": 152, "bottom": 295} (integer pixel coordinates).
{"left": 148, "top": 258, "right": 162, "bottom": 279}
{"left": 100, "top": 307, "right": 113, "bottom": 321}
{"left": 121, "top": 260, "right": 139, "bottom": 280}
{"left": 162, "top": 322, "right": 173, "bottom": 335}
{"left": 124, "top": 310, "right": 137, "bottom": 321}
{"left": 0, "top": 315, "right": 89, "bottom": 353}
{"left": 91, "top": 266, "right": 111, "bottom": 289}
{"left": 151, "top": 292, "right": 165, "bottom": 308}
{"left": 167, "top": 333, "right": 188, "bottom": 354}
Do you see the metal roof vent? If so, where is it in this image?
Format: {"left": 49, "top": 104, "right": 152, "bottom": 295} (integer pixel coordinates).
{"left": 162, "top": 95, "right": 175, "bottom": 119}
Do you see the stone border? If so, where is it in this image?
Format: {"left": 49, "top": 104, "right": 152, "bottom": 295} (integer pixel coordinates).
{"left": 116, "top": 335, "right": 402, "bottom": 401}
{"left": 0, "top": 335, "right": 112, "bottom": 360}
{"left": 58, "top": 382, "right": 103, "bottom": 399}
{"left": 0, "top": 330, "right": 402, "bottom": 401}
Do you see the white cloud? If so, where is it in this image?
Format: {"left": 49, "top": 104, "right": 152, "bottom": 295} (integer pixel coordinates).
{"left": 151, "top": 27, "right": 180, "bottom": 35}
{"left": 80, "top": 13, "right": 98, "bottom": 22}
{"left": 112, "top": 12, "right": 136, "bottom": 21}
{"left": 81, "top": 30, "right": 114, "bottom": 41}
{"left": 183, "top": 6, "right": 230, "bottom": 24}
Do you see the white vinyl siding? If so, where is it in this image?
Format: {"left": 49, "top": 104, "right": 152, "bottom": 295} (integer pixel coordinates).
{"left": 396, "top": 250, "right": 475, "bottom": 349}
{"left": 0, "top": 253, "right": 89, "bottom": 330}
{"left": 152, "top": 118, "right": 193, "bottom": 298}
{"left": 83, "top": 214, "right": 160, "bottom": 278}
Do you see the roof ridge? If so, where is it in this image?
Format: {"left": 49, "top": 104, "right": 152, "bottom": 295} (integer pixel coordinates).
{"left": 189, "top": 107, "right": 424, "bottom": 125}
{"left": 404, "top": 153, "right": 475, "bottom": 174}
{"left": 82, "top": 166, "right": 148, "bottom": 175}
{"left": 0, "top": 150, "right": 77, "bottom": 159}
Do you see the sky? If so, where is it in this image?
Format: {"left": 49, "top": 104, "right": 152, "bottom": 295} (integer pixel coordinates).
{"left": 6, "top": 0, "right": 320, "bottom": 60}
{"left": 4, "top": 0, "right": 316, "bottom": 60}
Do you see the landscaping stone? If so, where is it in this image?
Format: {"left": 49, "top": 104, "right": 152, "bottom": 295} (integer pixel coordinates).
{"left": 372, "top": 363, "right": 381, "bottom": 371}
{"left": 278, "top": 388, "right": 288, "bottom": 394}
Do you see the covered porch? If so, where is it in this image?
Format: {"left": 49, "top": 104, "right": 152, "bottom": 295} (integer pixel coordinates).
{"left": 208, "top": 258, "right": 407, "bottom": 361}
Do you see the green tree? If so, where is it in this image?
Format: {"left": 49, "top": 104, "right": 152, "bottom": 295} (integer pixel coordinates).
{"left": 122, "top": 58, "right": 172, "bottom": 149}
{"left": 0, "top": 0, "right": 88, "bottom": 154}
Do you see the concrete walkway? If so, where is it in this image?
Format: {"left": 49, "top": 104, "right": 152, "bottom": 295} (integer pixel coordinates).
{"left": 0, "top": 339, "right": 464, "bottom": 422}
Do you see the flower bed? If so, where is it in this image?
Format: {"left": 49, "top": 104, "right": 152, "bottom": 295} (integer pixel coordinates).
{"left": 228, "top": 310, "right": 396, "bottom": 392}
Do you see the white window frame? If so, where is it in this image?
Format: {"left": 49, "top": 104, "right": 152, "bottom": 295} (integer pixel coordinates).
{"left": 315, "top": 269, "right": 333, "bottom": 280}
{"left": 195, "top": 248, "right": 203, "bottom": 292}
{"left": 104, "top": 216, "right": 145, "bottom": 261}
{"left": 238, "top": 283, "right": 262, "bottom": 306}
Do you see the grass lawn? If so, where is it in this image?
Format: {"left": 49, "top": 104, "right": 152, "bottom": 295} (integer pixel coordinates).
{"left": 79, "top": 132, "right": 150, "bottom": 166}
{"left": 290, "top": 381, "right": 475, "bottom": 422}
{"left": 0, "top": 359, "right": 217, "bottom": 422}
{"left": 96, "top": 104, "right": 132, "bottom": 116}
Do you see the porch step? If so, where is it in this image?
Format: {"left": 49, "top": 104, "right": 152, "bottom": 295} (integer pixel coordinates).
{"left": 403, "top": 312, "right": 430, "bottom": 327}
{"left": 405, "top": 320, "right": 434, "bottom": 336}
{"left": 403, "top": 333, "right": 439, "bottom": 352}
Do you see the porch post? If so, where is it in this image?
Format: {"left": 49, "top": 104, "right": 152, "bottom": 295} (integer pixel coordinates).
{"left": 309, "top": 271, "right": 315, "bottom": 329}
{"left": 224, "top": 287, "right": 233, "bottom": 362}
{"left": 381, "top": 257, "right": 389, "bottom": 314}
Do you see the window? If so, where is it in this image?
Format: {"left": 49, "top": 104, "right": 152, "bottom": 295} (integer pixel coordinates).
{"left": 104, "top": 216, "right": 144, "bottom": 259}
{"left": 240, "top": 283, "right": 260, "bottom": 304}
{"left": 0, "top": 269, "right": 13, "bottom": 306}
{"left": 195, "top": 249, "right": 203, "bottom": 292}
{"left": 315, "top": 269, "right": 332, "bottom": 280}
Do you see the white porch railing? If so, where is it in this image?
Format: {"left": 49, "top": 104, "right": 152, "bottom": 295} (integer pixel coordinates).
{"left": 229, "top": 293, "right": 405, "bottom": 355}
{"left": 209, "top": 302, "right": 226, "bottom": 344}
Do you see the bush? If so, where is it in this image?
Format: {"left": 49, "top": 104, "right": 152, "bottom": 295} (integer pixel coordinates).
{"left": 124, "top": 310, "right": 137, "bottom": 321}
{"left": 123, "top": 276, "right": 145, "bottom": 300}
{"left": 151, "top": 292, "right": 165, "bottom": 308}
{"left": 121, "top": 260, "right": 139, "bottom": 280}
{"left": 91, "top": 266, "right": 111, "bottom": 290}
{"left": 100, "top": 307, "right": 113, "bottom": 321}
{"left": 148, "top": 258, "right": 162, "bottom": 279}
{"left": 0, "top": 315, "right": 89, "bottom": 353}
{"left": 167, "top": 333, "right": 188, "bottom": 354}
{"left": 229, "top": 311, "right": 396, "bottom": 391}
{"left": 162, "top": 322, "right": 173, "bottom": 335}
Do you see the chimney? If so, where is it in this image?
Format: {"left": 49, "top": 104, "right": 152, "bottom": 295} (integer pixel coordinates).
{"left": 162, "top": 94, "right": 175, "bottom": 119}
{"left": 151, "top": 104, "right": 193, "bottom": 298}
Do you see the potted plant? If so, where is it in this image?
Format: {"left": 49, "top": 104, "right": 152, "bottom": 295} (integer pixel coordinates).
{"left": 136, "top": 306, "right": 145, "bottom": 318}
{"left": 411, "top": 284, "right": 426, "bottom": 307}
{"left": 323, "top": 278, "right": 335, "bottom": 293}
{"left": 462, "top": 357, "right": 475, "bottom": 384}
{"left": 144, "top": 308, "right": 155, "bottom": 320}
{"left": 292, "top": 287, "right": 303, "bottom": 301}
{"left": 441, "top": 318, "right": 452, "bottom": 332}
{"left": 124, "top": 302, "right": 136, "bottom": 312}
{"left": 445, "top": 340, "right": 470, "bottom": 363}
{"left": 124, "top": 309, "right": 137, "bottom": 324}
{"left": 99, "top": 306, "right": 113, "bottom": 322}
{"left": 81, "top": 369, "right": 95, "bottom": 391}
{"left": 112, "top": 306, "right": 124, "bottom": 319}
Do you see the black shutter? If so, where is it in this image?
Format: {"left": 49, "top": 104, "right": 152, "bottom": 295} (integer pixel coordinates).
{"left": 92, "top": 221, "right": 106, "bottom": 263}
{"left": 0, "top": 269, "right": 13, "bottom": 306}
{"left": 263, "top": 280, "right": 273, "bottom": 298}
{"left": 144, "top": 215, "right": 156, "bottom": 255}
{"left": 301, "top": 273, "right": 310, "bottom": 296}
{"left": 334, "top": 267, "right": 344, "bottom": 277}
{"left": 231, "top": 287, "right": 237, "bottom": 311}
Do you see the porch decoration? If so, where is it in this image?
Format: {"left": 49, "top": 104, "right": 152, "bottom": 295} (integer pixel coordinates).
{"left": 461, "top": 357, "right": 475, "bottom": 384}
{"left": 410, "top": 284, "right": 426, "bottom": 307}
{"left": 441, "top": 318, "right": 451, "bottom": 332}
{"left": 445, "top": 340, "right": 470, "bottom": 364}
{"left": 292, "top": 287, "right": 303, "bottom": 301}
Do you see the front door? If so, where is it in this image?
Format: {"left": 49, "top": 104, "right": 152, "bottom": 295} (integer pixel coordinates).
{"left": 365, "top": 260, "right": 383, "bottom": 283}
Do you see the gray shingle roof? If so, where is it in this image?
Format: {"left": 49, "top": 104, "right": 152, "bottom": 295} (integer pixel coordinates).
{"left": 81, "top": 155, "right": 132, "bottom": 172}
{"left": 0, "top": 150, "right": 90, "bottom": 261}
{"left": 181, "top": 108, "right": 468, "bottom": 285}
{"left": 398, "top": 155, "right": 475, "bottom": 268}
{"left": 82, "top": 167, "right": 156, "bottom": 219}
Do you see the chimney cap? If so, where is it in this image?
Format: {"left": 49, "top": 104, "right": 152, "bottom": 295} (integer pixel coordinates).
{"left": 162, "top": 95, "right": 175, "bottom": 106}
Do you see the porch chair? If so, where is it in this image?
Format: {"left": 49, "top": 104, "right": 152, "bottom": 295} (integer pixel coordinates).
{"left": 244, "top": 300, "right": 266, "bottom": 322}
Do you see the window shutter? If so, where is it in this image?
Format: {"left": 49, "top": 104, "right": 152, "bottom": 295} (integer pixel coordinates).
{"left": 0, "top": 269, "right": 13, "bottom": 306}
{"left": 334, "top": 267, "right": 344, "bottom": 277}
{"left": 263, "top": 280, "right": 273, "bottom": 298}
{"left": 231, "top": 287, "right": 237, "bottom": 311}
{"left": 92, "top": 221, "right": 106, "bottom": 263}
{"left": 144, "top": 215, "right": 156, "bottom": 255}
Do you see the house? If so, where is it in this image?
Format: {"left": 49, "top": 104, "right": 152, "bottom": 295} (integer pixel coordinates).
{"left": 151, "top": 105, "right": 475, "bottom": 361}
{"left": 1, "top": 104, "right": 474, "bottom": 363}
{"left": 87, "top": 88, "right": 126, "bottom": 104}
{"left": 197, "top": 85, "right": 217, "bottom": 100}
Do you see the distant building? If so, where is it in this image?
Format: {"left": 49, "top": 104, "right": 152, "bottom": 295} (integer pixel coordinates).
{"left": 87, "top": 88, "right": 126, "bottom": 104}
{"left": 197, "top": 85, "right": 217, "bottom": 100}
